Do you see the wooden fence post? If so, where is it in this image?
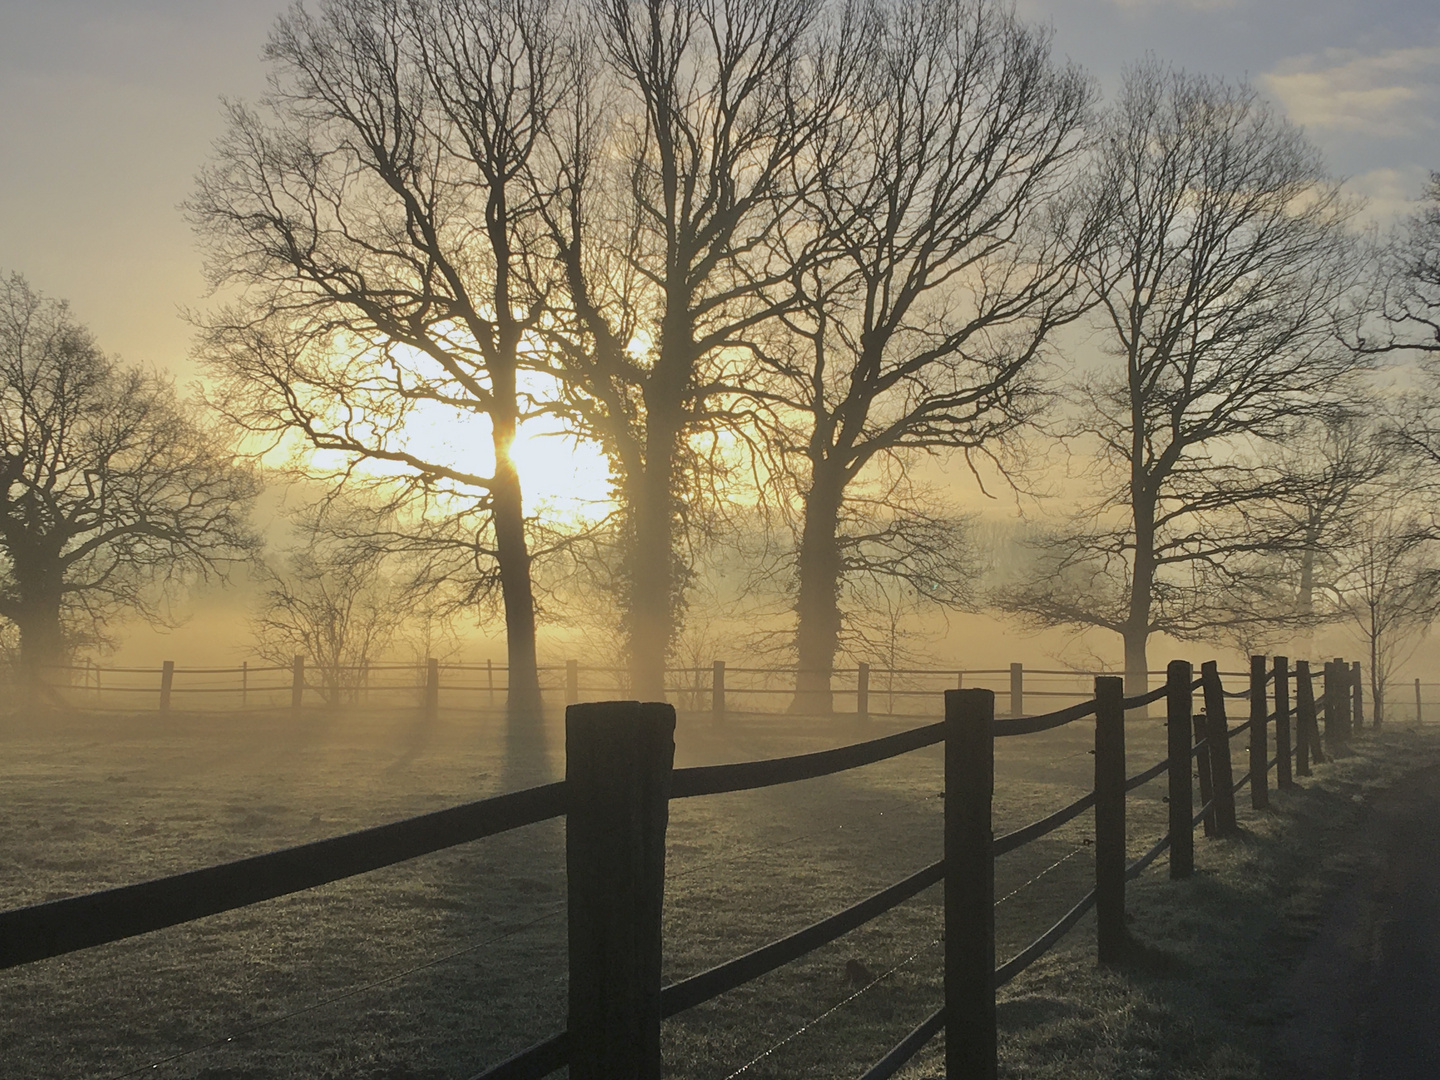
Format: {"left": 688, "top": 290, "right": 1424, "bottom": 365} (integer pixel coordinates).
{"left": 1296, "top": 660, "right": 1321, "bottom": 770}
{"left": 159, "top": 660, "right": 174, "bottom": 713}
{"left": 291, "top": 655, "right": 304, "bottom": 711}
{"left": 566, "top": 660, "right": 579, "bottom": 706}
{"left": 1352, "top": 661, "right": 1365, "bottom": 731}
{"left": 944, "top": 688, "right": 996, "bottom": 1080}
{"left": 1010, "top": 662, "right": 1023, "bottom": 718}
{"left": 712, "top": 661, "right": 725, "bottom": 723}
{"left": 1167, "top": 661, "right": 1194, "bottom": 880}
{"left": 241, "top": 660, "right": 248, "bottom": 708}
{"left": 488, "top": 658, "right": 495, "bottom": 707}
{"left": 1094, "top": 675, "right": 1127, "bottom": 962}
{"left": 1249, "top": 655, "right": 1269, "bottom": 811}
{"left": 1273, "top": 656, "right": 1292, "bottom": 790}
{"left": 1193, "top": 708, "right": 1217, "bottom": 838}
{"left": 857, "top": 662, "right": 870, "bottom": 720}
{"left": 1418, "top": 677, "right": 1424, "bottom": 725}
{"left": 424, "top": 657, "right": 439, "bottom": 721}
{"left": 566, "top": 701, "right": 675, "bottom": 1080}
{"left": 1323, "top": 659, "right": 1347, "bottom": 749}
{"left": 1199, "top": 662, "right": 1239, "bottom": 837}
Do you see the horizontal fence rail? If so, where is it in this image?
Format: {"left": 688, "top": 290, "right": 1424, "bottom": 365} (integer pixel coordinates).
{"left": 1, "top": 653, "right": 1368, "bottom": 1080}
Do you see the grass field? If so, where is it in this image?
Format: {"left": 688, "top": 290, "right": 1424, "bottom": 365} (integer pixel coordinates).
{"left": 0, "top": 698, "right": 1398, "bottom": 1080}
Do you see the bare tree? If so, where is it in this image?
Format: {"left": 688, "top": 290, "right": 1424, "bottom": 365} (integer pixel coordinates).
{"left": 1335, "top": 497, "right": 1440, "bottom": 726}
{"left": 539, "top": 0, "right": 850, "bottom": 698}
{"left": 192, "top": 0, "right": 569, "bottom": 720}
{"left": 746, "top": 0, "right": 1093, "bottom": 712}
{"left": 0, "top": 274, "right": 259, "bottom": 691}
{"left": 1371, "top": 171, "right": 1440, "bottom": 358}
{"left": 252, "top": 498, "right": 413, "bottom": 705}
{"left": 999, "top": 64, "right": 1365, "bottom": 697}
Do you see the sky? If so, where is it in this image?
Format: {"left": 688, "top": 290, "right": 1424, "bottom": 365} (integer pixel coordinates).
{"left": 0, "top": 0, "right": 1436, "bottom": 670}
{"left": 0, "top": 0, "right": 1437, "bottom": 382}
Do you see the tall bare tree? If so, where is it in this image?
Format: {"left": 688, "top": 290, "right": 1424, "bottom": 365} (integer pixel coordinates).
{"left": 253, "top": 497, "right": 414, "bottom": 705}
{"left": 540, "top": 0, "right": 849, "bottom": 697}
{"left": 747, "top": 0, "right": 1093, "bottom": 712}
{"left": 999, "top": 64, "right": 1365, "bottom": 697}
{"left": 192, "top": 0, "right": 567, "bottom": 720}
{"left": 0, "top": 274, "right": 259, "bottom": 689}
{"left": 1335, "top": 497, "right": 1440, "bottom": 726}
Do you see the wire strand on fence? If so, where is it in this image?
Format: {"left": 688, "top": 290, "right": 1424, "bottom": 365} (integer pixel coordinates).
{"left": 995, "top": 844, "right": 1089, "bottom": 907}
{"left": 994, "top": 791, "right": 1097, "bottom": 856}
{"left": 720, "top": 936, "right": 944, "bottom": 1080}
{"left": 660, "top": 860, "right": 943, "bottom": 1017}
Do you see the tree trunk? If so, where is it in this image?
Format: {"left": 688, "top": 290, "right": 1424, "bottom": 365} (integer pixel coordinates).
{"left": 625, "top": 417, "right": 679, "bottom": 701}
{"left": 15, "top": 572, "right": 66, "bottom": 703}
{"left": 1125, "top": 478, "right": 1157, "bottom": 715}
{"left": 790, "top": 467, "right": 845, "bottom": 715}
{"left": 1122, "top": 625, "right": 1149, "bottom": 715}
{"left": 490, "top": 379, "right": 543, "bottom": 724}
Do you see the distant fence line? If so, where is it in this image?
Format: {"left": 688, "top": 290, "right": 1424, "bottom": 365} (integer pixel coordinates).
{"left": 33, "top": 657, "right": 1284, "bottom": 718}
{"left": 0, "top": 654, "right": 1373, "bottom": 1080}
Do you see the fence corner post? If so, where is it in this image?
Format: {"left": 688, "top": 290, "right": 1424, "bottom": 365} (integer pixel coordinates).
{"left": 1094, "top": 676, "right": 1127, "bottom": 963}
{"left": 159, "top": 660, "right": 174, "bottom": 714}
{"left": 1199, "top": 661, "right": 1239, "bottom": 837}
{"left": 1274, "top": 656, "right": 1292, "bottom": 790}
{"left": 944, "top": 687, "right": 996, "bottom": 1080}
{"left": 1010, "top": 662, "right": 1023, "bottom": 718}
{"left": 424, "top": 657, "right": 439, "bottom": 721}
{"left": 291, "top": 655, "right": 304, "bottom": 712}
{"left": 1167, "top": 661, "right": 1194, "bottom": 880}
{"left": 857, "top": 662, "right": 870, "bottom": 721}
{"left": 566, "top": 700, "right": 675, "bottom": 1080}
{"left": 712, "top": 660, "right": 725, "bottom": 724}
{"left": 1249, "top": 655, "right": 1269, "bottom": 811}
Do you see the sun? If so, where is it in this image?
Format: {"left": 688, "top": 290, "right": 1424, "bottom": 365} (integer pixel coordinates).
{"left": 507, "top": 421, "right": 615, "bottom": 519}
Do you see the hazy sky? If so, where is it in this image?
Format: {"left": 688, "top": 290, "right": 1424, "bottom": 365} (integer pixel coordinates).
{"left": 1, "top": 0, "right": 1437, "bottom": 380}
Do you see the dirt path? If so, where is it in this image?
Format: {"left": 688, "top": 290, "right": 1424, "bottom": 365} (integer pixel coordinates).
{"left": 1279, "top": 762, "right": 1440, "bottom": 1079}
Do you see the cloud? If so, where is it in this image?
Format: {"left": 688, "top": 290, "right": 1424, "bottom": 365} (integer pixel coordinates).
{"left": 1263, "top": 41, "right": 1440, "bottom": 139}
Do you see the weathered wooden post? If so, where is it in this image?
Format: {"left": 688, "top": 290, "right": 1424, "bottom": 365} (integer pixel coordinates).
{"left": 1199, "top": 662, "right": 1239, "bottom": 837}
{"left": 1249, "top": 655, "right": 1269, "bottom": 811}
{"left": 1418, "top": 677, "right": 1424, "bottom": 725}
{"left": 566, "top": 701, "right": 674, "bottom": 1080}
{"left": 711, "top": 660, "right": 725, "bottom": 723}
{"left": 240, "top": 660, "right": 248, "bottom": 708}
{"left": 857, "top": 662, "right": 870, "bottom": 721}
{"left": 1273, "top": 656, "right": 1292, "bottom": 790}
{"left": 1010, "top": 662, "right": 1024, "bottom": 718}
{"left": 944, "top": 688, "right": 996, "bottom": 1080}
{"left": 1167, "top": 661, "right": 1194, "bottom": 879}
{"left": 159, "top": 660, "right": 174, "bottom": 713}
{"left": 1323, "top": 659, "right": 1348, "bottom": 749}
{"left": 1094, "top": 676, "right": 1127, "bottom": 962}
{"left": 566, "top": 659, "right": 579, "bottom": 706}
{"left": 1296, "top": 660, "right": 1322, "bottom": 770}
{"left": 1352, "top": 661, "right": 1365, "bottom": 731}
{"left": 424, "top": 657, "right": 439, "bottom": 721}
{"left": 291, "top": 655, "right": 304, "bottom": 711}
{"left": 1193, "top": 709, "right": 1217, "bottom": 837}
{"left": 487, "top": 658, "right": 495, "bottom": 707}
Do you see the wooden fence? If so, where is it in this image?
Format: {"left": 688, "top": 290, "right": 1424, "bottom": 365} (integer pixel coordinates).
{"left": 24, "top": 657, "right": 1326, "bottom": 719}
{"left": 0, "top": 654, "right": 1368, "bottom": 1078}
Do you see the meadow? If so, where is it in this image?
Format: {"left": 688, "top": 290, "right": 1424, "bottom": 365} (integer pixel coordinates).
{"left": 0, "top": 700, "right": 1425, "bottom": 1079}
